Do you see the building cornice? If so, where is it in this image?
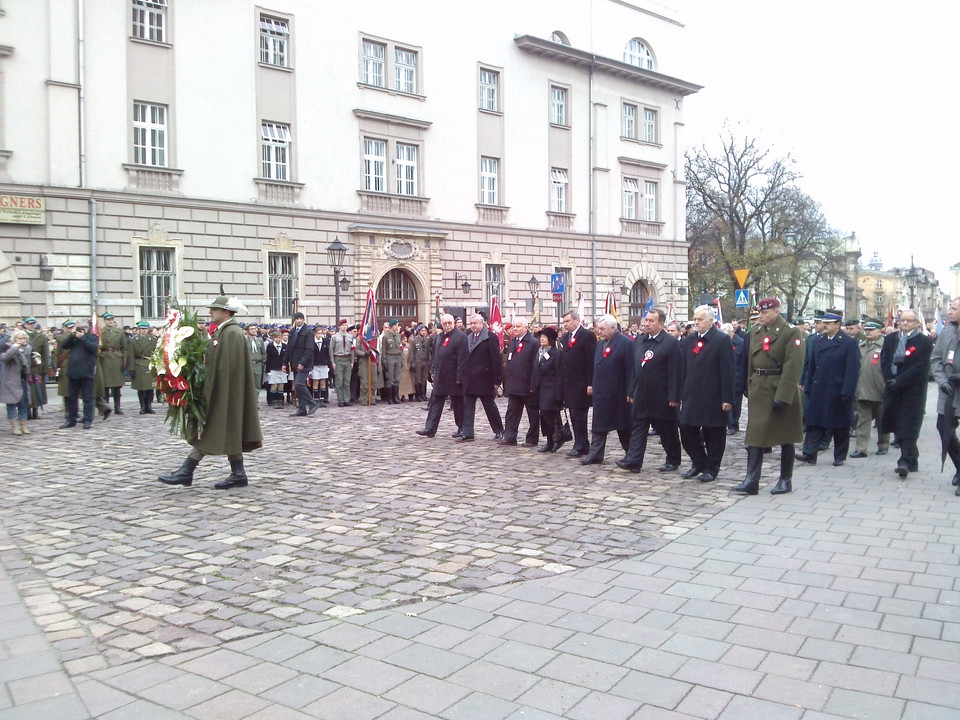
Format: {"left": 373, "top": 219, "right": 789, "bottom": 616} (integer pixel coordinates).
{"left": 352, "top": 109, "right": 432, "bottom": 129}
{"left": 514, "top": 35, "right": 702, "bottom": 97}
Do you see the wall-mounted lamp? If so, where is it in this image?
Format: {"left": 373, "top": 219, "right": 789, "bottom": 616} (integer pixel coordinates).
{"left": 39, "top": 255, "right": 54, "bottom": 282}
{"left": 454, "top": 272, "right": 472, "bottom": 294}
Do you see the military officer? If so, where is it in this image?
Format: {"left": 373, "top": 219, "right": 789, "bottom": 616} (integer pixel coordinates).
{"left": 330, "top": 319, "right": 354, "bottom": 407}
{"left": 732, "top": 298, "right": 805, "bottom": 495}
{"left": 127, "top": 321, "right": 158, "bottom": 414}
{"left": 99, "top": 312, "right": 128, "bottom": 414}
{"left": 410, "top": 324, "right": 432, "bottom": 402}
{"left": 797, "top": 308, "right": 861, "bottom": 467}
{"left": 849, "top": 318, "right": 890, "bottom": 458}
{"left": 246, "top": 323, "right": 265, "bottom": 400}
{"left": 24, "top": 317, "right": 49, "bottom": 418}
{"left": 381, "top": 319, "right": 403, "bottom": 404}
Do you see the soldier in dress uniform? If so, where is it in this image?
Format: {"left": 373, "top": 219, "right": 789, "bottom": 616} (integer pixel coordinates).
{"left": 24, "top": 317, "right": 49, "bottom": 418}
{"left": 732, "top": 298, "right": 805, "bottom": 495}
{"left": 381, "top": 319, "right": 403, "bottom": 404}
{"left": 98, "top": 312, "right": 128, "bottom": 414}
{"left": 246, "top": 323, "right": 265, "bottom": 401}
{"left": 55, "top": 319, "right": 76, "bottom": 409}
{"left": 410, "top": 324, "right": 432, "bottom": 402}
{"left": 849, "top": 318, "right": 890, "bottom": 458}
{"left": 127, "top": 321, "right": 158, "bottom": 414}
{"left": 330, "top": 320, "right": 354, "bottom": 407}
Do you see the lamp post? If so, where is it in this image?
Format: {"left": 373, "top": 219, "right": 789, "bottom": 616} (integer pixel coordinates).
{"left": 326, "top": 237, "right": 348, "bottom": 324}
{"left": 453, "top": 272, "right": 472, "bottom": 295}
{"left": 527, "top": 275, "right": 540, "bottom": 322}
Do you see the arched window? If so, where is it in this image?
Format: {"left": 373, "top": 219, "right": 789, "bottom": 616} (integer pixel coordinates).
{"left": 623, "top": 38, "right": 655, "bottom": 70}
{"left": 550, "top": 30, "right": 570, "bottom": 45}
{"left": 628, "top": 280, "right": 652, "bottom": 327}
{"left": 376, "top": 269, "right": 418, "bottom": 325}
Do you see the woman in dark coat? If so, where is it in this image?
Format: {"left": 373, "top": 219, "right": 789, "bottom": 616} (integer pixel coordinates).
{"left": 531, "top": 327, "right": 561, "bottom": 452}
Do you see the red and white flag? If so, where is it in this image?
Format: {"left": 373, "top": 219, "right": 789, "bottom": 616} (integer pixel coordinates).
{"left": 490, "top": 295, "right": 504, "bottom": 349}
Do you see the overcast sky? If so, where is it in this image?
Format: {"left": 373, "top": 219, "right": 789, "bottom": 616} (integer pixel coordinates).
{"left": 670, "top": 0, "right": 957, "bottom": 283}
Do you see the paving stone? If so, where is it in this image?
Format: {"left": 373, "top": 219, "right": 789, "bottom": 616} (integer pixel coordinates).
{"left": 716, "top": 695, "right": 804, "bottom": 719}
{"left": 514, "top": 677, "right": 591, "bottom": 716}
{"left": 822, "top": 688, "right": 907, "bottom": 719}
{"left": 385, "top": 643, "right": 473, "bottom": 679}
{"left": 382, "top": 674, "right": 472, "bottom": 715}
{"left": 673, "top": 684, "right": 733, "bottom": 719}
{"left": 258, "top": 674, "right": 339, "bottom": 710}
{"left": 608, "top": 669, "right": 692, "bottom": 709}
{"left": 438, "top": 691, "right": 518, "bottom": 720}
{"left": 322, "top": 655, "right": 415, "bottom": 696}
{"left": 136, "top": 672, "right": 229, "bottom": 711}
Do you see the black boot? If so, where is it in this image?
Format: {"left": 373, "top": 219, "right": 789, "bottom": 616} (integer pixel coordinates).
{"left": 144, "top": 392, "right": 155, "bottom": 414}
{"left": 538, "top": 442, "right": 556, "bottom": 453}
{"left": 138, "top": 391, "right": 147, "bottom": 414}
{"left": 732, "top": 447, "right": 763, "bottom": 495}
{"left": 113, "top": 389, "right": 124, "bottom": 415}
{"left": 771, "top": 444, "right": 795, "bottom": 494}
{"left": 215, "top": 457, "right": 248, "bottom": 489}
{"left": 159, "top": 457, "right": 198, "bottom": 486}
{"left": 393, "top": 386, "right": 401, "bottom": 404}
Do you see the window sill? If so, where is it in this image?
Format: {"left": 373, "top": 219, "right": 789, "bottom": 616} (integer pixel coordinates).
{"left": 549, "top": 122, "right": 570, "bottom": 130}
{"left": 254, "top": 178, "right": 304, "bottom": 205}
{"left": 129, "top": 37, "right": 172, "bottom": 49}
{"left": 358, "top": 190, "right": 429, "bottom": 216}
{"left": 476, "top": 204, "right": 510, "bottom": 224}
{"left": 123, "top": 164, "right": 183, "bottom": 195}
{"left": 478, "top": 108, "right": 503, "bottom": 117}
{"left": 546, "top": 211, "right": 575, "bottom": 230}
{"left": 258, "top": 62, "right": 294, "bottom": 73}
{"left": 356, "top": 82, "right": 426, "bottom": 101}
{"left": 620, "top": 218, "right": 664, "bottom": 237}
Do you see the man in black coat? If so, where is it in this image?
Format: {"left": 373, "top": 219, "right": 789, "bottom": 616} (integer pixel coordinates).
{"left": 724, "top": 323, "right": 748, "bottom": 435}
{"left": 416, "top": 314, "right": 467, "bottom": 438}
{"left": 287, "top": 312, "right": 317, "bottom": 417}
{"left": 678, "top": 305, "right": 735, "bottom": 482}
{"left": 796, "top": 309, "right": 860, "bottom": 466}
{"left": 581, "top": 314, "right": 635, "bottom": 465}
{"left": 459, "top": 313, "right": 504, "bottom": 442}
{"left": 499, "top": 318, "right": 539, "bottom": 447}
{"left": 617, "top": 308, "right": 683, "bottom": 473}
{"left": 559, "top": 309, "right": 597, "bottom": 458}
{"left": 880, "top": 309, "right": 933, "bottom": 478}
{"left": 60, "top": 321, "right": 100, "bottom": 429}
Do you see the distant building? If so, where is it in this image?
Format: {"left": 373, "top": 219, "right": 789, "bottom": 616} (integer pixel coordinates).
{"left": 0, "top": 0, "right": 700, "bottom": 328}
{"left": 858, "top": 257, "right": 942, "bottom": 326}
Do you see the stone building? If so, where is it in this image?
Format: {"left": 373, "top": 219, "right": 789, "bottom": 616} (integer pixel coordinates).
{"left": 0, "top": 0, "right": 699, "bottom": 328}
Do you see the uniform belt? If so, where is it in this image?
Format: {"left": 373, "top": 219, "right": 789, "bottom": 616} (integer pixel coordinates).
{"left": 754, "top": 368, "right": 781, "bottom": 376}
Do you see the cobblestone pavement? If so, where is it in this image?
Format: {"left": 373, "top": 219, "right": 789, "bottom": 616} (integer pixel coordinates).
{"left": 1, "top": 390, "right": 958, "bottom": 719}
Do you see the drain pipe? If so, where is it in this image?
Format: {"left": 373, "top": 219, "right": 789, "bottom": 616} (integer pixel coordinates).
{"left": 588, "top": 60, "right": 596, "bottom": 321}
{"left": 77, "top": 0, "right": 98, "bottom": 311}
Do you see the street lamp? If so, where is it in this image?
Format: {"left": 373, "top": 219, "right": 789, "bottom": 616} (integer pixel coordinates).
{"left": 326, "top": 237, "right": 347, "bottom": 323}
{"left": 453, "top": 272, "right": 472, "bottom": 294}
{"left": 38, "top": 255, "right": 54, "bottom": 282}
{"left": 527, "top": 275, "right": 540, "bottom": 319}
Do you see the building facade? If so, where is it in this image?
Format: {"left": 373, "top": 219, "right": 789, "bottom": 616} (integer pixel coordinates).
{"left": 857, "top": 260, "right": 942, "bottom": 326}
{"left": 0, "top": 0, "right": 699, "bottom": 327}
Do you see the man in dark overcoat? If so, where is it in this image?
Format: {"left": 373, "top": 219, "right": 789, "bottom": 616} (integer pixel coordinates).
{"left": 732, "top": 298, "right": 805, "bottom": 495}
{"left": 617, "top": 307, "right": 683, "bottom": 473}
{"left": 797, "top": 308, "right": 861, "bottom": 466}
{"left": 499, "top": 318, "right": 539, "bottom": 447}
{"left": 159, "top": 295, "right": 263, "bottom": 489}
{"left": 559, "top": 309, "right": 596, "bottom": 458}
{"left": 931, "top": 298, "right": 960, "bottom": 493}
{"left": 60, "top": 321, "right": 100, "bottom": 429}
{"left": 459, "top": 313, "right": 504, "bottom": 442}
{"left": 416, "top": 313, "right": 467, "bottom": 438}
{"left": 287, "top": 311, "right": 317, "bottom": 416}
{"left": 678, "top": 305, "right": 734, "bottom": 482}
{"left": 880, "top": 309, "right": 933, "bottom": 478}
{"left": 580, "top": 314, "right": 634, "bottom": 465}
{"left": 725, "top": 322, "right": 748, "bottom": 435}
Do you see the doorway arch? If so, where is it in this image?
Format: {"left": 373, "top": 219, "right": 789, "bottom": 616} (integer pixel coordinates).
{"left": 376, "top": 268, "right": 419, "bottom": 326}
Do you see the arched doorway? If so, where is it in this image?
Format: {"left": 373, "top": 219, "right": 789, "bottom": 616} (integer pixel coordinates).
{"left": 376, "top": 268, "right": 418, "bottom": 326}
{"left": 628, "top": 280, "right": 652, "bottom": 327}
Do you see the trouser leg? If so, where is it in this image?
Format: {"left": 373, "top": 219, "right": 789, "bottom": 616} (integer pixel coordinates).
{"left": 655, "top": 418, "right": 682, "bottom": 466}
{"left": 461, "top": 395, "right": 477, "bottom": 438}
{"left": 834, "top": 427, "right": 851, "bottom": 463}
{"left": 451, "top": 395, "right": 464, "bottom": 431}
{"left": 523, "top": 394, "right": 539, "bottom": 444}
{"left": 854, "top": 400, "right": 873, "bottom": 453}
{"left": 479, "top": 395, "right": 504, "bottom": 434}
{"left": 80, "top": 378, "right": 95, "bottom": 424}
{"left": 679, "top": 424, "right": 707, "bottom": 471}
{"left": 294, "top": 370, "right": 316, "bottom": 411}
{"left": 702, "top": 426, "right": 727, "bottom": 475}
{"left": 504, "top": 395, "right": 523, "bottom": 442}
{"left": 423, "top": 393, "right": 446, "bottom": 434}
{"left": 585, "top": 431, "right": 607, "bottom": 462}
{"left": 623, "top": 415, "right": 650, "bottom": 466}
{"left": 569, "top": 407, "right": 589, "bottom": 453}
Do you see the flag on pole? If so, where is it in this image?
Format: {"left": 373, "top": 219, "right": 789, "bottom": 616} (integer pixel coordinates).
{"left": 576, "top": 291, "right": 585, "bottom": 326}
{"left": 490, "top": 295, "right": 504, "bottom": 350}
{"left": 605, "top": 290, "right": 619, "bottom": 324}
{"left": 917, "top": 305, "right": 929, "bottom": 335}
{"left": 644, "top": 296, "right": 654, "bottom": 314}
{"left": 90, "top": 309, "right": 100, "bottom": 336}
{"left": 434, "top": 292, "right": 442, "bottom": 328}
{"left": 886, "top": 304, "right": 895, "bottom": 329}
{"left": 715, "top": 297, "right": 723, "bottom": 327}
{"left": 666, "top": 302, "right": 675, "bottom": 324}
{"left": 934, "top": 305, "right": 943, "bottom": 332}
{"left": 359, "top": 287, "right": 379, "bottom": 363}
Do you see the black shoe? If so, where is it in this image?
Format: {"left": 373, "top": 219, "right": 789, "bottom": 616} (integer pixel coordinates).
{"left": 491, "top": 432, "right": 504, "bottom": 441}
{"left": 59, "top": 422, "right": 76, "bottom": 429}
{"left": 145, "top": 408, "right": 156, "bottom": 414}
{"left": 538, "top": 444, "right": 557, "bottom": 453}
{"left": 833, "top": 460, "right": 845, "bottom": 467}
{"left": 113, "top": 407, "right": 124, "bottom": 415}
{"left": 579, "top": 455, "right": 603, "bottom": 465}
{"left": 698, "top": 472, "right": 717, "bottom": 483}
{"left": 139, "top": 409, "right": 148, "bottom": 415}
{"left": 770, "top": 478, "right": 792, "bottom": 495}
{"left": 416, "top": 429, "right": 435, "bottom": 437}
{"left": 567, "top": 449, "right": 586, "bottom": 458}
{"left": 159, "top": 457, "right": 198, "bottom": 487}
{"left": 681, "top": 467, "right": 702, "bottom": 479}
{"left": 306, "top": 403, "right": 318, "bottom": 416}
{"left": 497, "top": 438, "right": 517, "bottom": 446}
{"left": 102, "top": 408, "right": 112, "bottom": 421}
{"left": 726, "top": 426, "right": 738, "bottom": 436}
{"left": 616, "top": 460, "right": 641, "bottom": 472}
{"left": 795, "top": 453, "right": 817, "bottom": 465}
{"left": 952, "top": 471, "right": 960, "bottom": 487}
{"left": 455, "top": 436, "right": 474, "bottom": 442}
{"left": 658, "top": 464, "right": 679, "bottom": 473}
{"left": 849, "top": 451, "right": 867, "bottom": 459}
{"left": 214, "top": 474, "right": 248, "bottom": 489}
{"left": 290, "top": 410, "right": 307, "bottom": 417}
{"left": 521, "top": 441, "right": 538, "bottom": 448}
{"left": 875, "top": 448, "right": 887, "bottom": 455}
{"left": 451, "top": 431, "right": 462, "bottom": 438}
{"left": 82, "top": 422, "right": 92, "bottom": 429}
{"left": 956, "top": 484, "right": 960, "bottom": 496}
{"left": 896, "top": 463, "right": 909, "bottom": 478}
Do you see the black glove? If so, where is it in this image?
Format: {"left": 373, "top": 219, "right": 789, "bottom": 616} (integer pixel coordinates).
{"left": 941, "top": 382, "right": 956, "bottom": 398}
{"left": 772, "top": 400, "right": 785, "bottom": 410}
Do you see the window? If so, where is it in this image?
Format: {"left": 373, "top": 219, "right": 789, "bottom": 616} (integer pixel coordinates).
{"left": 139, "top": 247, "right": 174, "bottom": 319}
{"left": 133, "top": 102, "right": 167, "bottom": 167}
{"left": 643, "top": 108, "right": 658, "bottom": 143}
{"left": 480, "top": 157, "right": 499, "bottom": 205}
{"left": 875, "top": 280, "right": 883, "bottom": 289}
{"left": 261, "top": 122, "right": 291, "bottom": 180}
{"left": 485, "top": 264, "right": 504, "bottom": 303}
{"left": 132, "top": 0, "right": 166, "bottom": 43}
{"left": 550, "top": 168, "right": 568, "bottom": 213}
{"left": 643, "top": 181, "right": 657, "bottom": 221}
{"left": 622, "top": 178, "right": 639, "bottom": 219}
{"left": 875, "top": 293, "right": 883, "bottom": 304}
{"left": 624, "top": 38, "right": 654, "bottom": 70}
{"left": 376, "top": 269, "right": 418, "bottom": 324}
{"left": 479, "top": 68, "right": 499, "bottom": 111}
{"left": 363, "top": 138, "right": 386, "bottom": 192}
{"left": 395, "top": 143, "right": 418, "bottom": 196}
{"left": 628, "top": 280, "right": 652, "bottom": 326}
{"left": 622, "top": 103, "right": 637, "bottom": 139}
{"left": 259, "top": 15, "right": 289, "bottom": 67}
{"left": 361, "top": 40, "right": 385, "bottom": 87}
{"left": 268, "top": 253, "right": 298, "bottom": 319}
{"left": 550, "top": 85, "right": 567, "bottom": 126}
{"left": 394, "top": 48, "right": 417, "bottom": 93}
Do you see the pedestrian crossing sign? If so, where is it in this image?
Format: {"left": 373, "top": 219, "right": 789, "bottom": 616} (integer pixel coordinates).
{"left": 734, "top": 289, "right": 750, "bottom": 308}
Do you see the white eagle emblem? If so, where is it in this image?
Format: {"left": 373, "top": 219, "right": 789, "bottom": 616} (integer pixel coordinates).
{"left": 491, "top": 321, "right": 503, "bottom": 335}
